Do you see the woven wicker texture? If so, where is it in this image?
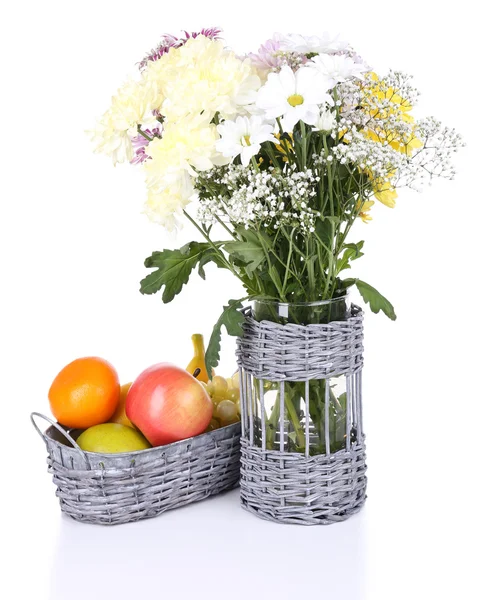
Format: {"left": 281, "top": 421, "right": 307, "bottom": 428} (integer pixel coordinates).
{"left": 32, "top": 413, "right": 241, "bottom": 525}
{"left": 237, "top": 306, "right": 364, "bottom": 381}
{"left": 237, "top": 305, "right": 367, "bottom": 525}
{"left": 240, "top": 439, "right": 366, "bottom": 525}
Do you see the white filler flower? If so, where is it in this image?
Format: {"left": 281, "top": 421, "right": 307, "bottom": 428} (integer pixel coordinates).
{"left": 308, "top": 54, "right": 368, "bottom": 88}
{"left": 256, "top": 66, "right": 331, "bottom": 131}
{"left": 216, "top": 116, "right": 276, "bottom": 165}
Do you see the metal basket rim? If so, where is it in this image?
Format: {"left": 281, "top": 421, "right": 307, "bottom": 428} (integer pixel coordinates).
{"left": 42, "top": 420, "right": 241, "bottom": 460}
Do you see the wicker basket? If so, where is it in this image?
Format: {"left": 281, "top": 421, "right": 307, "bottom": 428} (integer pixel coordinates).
{"left": 237, "top": 305, "right": 367, "bottom": 525}
{"left": 31, "top": 412, "right": 241, "bottom": 525}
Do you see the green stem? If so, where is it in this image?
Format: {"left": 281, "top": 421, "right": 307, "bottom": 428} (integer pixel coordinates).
{"left": 322, "top": 135, "right": 335, "bottom": 217}
{"left": 274, "top": 230, "right": 308, "bottom": 296}
{"left": 214, "top": 214, "right": 234, "bottom": 237}
{"left": 183, "top": 210, "right": 234, "bottom": 273}
{"left": 323, "top": 221, "right": 337, "bottom": 298}
{"left": 300, "top": 121, "right": 307, "bottom": 170}
{"left": 266, "top": 393, "right": 281, "bottom": 448}
{"left": 306, "top": 236, "right": 315, "bottom": 299}
{"left": 255, "top": 228, "right": 307, "bottom": 295}
{"left": 137, "top": 127, "right": 153, "bottom": 142}
{"left": 284, "top": 392, "right": 306, "bottom": 448}
{"left": 281, "top": 228, "right": 296, "bottom": 297}
{"left": 264, "top": 142, "right": 281, "bottom": 169}
{"left": 267, "top": 384, "right": 306, "bottom": 449}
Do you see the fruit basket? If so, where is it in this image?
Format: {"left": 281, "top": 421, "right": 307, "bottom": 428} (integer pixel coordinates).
{"left": 31, "top": 412, "right": 241, "bottom": 525}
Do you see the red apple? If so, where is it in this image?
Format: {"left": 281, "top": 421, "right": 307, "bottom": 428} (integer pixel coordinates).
{"left": 125, "top": 363, "right": 213, "bottom": 446}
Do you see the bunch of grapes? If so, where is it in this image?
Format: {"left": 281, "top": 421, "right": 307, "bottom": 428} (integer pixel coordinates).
{"left": 203, "top": 373, "right": 241, "bottom": 430}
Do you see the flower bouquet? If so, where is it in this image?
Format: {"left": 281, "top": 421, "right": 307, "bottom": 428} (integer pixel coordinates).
{"left": 92, "top": 28, "right": 463, "bottom": 523}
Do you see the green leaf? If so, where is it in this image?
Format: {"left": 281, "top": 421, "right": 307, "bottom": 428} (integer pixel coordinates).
{"left": 343, "top": 241, "right": 364, "bottom": 260}
{"left": 315, "top": 218, "right": 333, "bottom": 247}
{"left": 269, "top": 265, "right": 283, "bottom": 293}
{"left": 224, "top": 228, "right": 267, "bottom": 278}
{"left": 355, "top": 279, "right": 397, "bottom": 321}
{"left": 141, "top": 242, "right": 219, "bottom": 302}
{"left": 205, "top": 300, "right": 245, "bottom": 378}
{"left": 315, "top": 216, "right": 339, "bottom": 250}
{"left": 339, "top": 278, "right": 358, "bottom": 290}
{"left": 336, "top": 241, "right": 365, "bottom": 273}
{"left": 197, "top": 249, "right": 226, "bottom": 280}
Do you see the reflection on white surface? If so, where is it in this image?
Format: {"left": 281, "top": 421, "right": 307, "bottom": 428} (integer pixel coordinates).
{"left": 50, "top": 488, "right": 367, "bottom": 600}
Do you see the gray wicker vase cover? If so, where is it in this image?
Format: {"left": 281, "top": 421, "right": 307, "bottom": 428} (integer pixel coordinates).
{"left": 237, "top": 304, "right": 367, "bottom": 525}
{"left": 31, "top": 412, "right": 241, "bottom": 525}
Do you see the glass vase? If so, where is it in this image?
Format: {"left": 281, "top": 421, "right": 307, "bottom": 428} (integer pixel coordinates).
{"left": 248, "top": 295, "right": 352, "bottom": 456}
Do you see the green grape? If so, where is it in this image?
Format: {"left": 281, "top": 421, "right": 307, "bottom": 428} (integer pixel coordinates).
{"left": 227, "top": 388, "right": 239, "bottom": 402}
{"left": 223, "top": 414, "right": 240, "bottom": 425}
{"left": 231, "top": 371, "right": 240, "bottom": 392}
{"left": 206, "top": 417, "right": 221, "bottom": 432}
{"left": 216, "top": 400, "right": 238, "bottom": 424}
{"left": 205, "top": 381, "right": 214, "bottom": 396}
{"left": 235, "top": 398, "right": 241, "bottom": 414}
{"left": 212, "top": 394, "right": 222, "bottom": 407}
{"left": 212, "top": 375, "right": 228, "bottom": 399}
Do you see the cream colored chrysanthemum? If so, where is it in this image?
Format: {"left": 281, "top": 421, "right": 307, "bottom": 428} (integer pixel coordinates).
{"left": 143, "top": 167, "right": 194, "bottom": 231}
{"left": 90, "top": 78, "right": 162, "bottom": 165}
{"left": 144, "top": 35, "right": 260, "bottom": 121}
{"left": 144, "top": 113, "right": 224, "bottom": 183}
{"left": 143, "top": 114, "right": 227, "bottom": 230}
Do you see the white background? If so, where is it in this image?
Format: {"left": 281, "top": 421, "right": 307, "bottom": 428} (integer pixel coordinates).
{"left": 1, "top": 1, "right": 477, "bottom": 598}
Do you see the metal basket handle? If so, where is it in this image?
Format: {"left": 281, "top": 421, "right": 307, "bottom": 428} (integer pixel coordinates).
{"left": 30, "top": 412, "right": 90, "bottom": 469}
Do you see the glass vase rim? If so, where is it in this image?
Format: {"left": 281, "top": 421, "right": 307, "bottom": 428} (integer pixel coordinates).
{"left": 252, "top": 293, "right": 349, "bottom": 309}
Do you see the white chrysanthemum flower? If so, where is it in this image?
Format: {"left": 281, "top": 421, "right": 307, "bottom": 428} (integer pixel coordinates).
{"left": 145, "top": 36, "right": 261, "bottom": 121}
{"left": 144, "top": 113, "right": 223, "bottom": 182}
{"left": 256, "top": 66, "right": 331, "bottom": 131}
{"left": 144, "top": 167, "right": 194, "bottom": 231}
{"left": 308, "top": 54, "right": 368, "bottom": 88}
{"left": 143, "top": 113, "right": 228, "bottom": 230}
{"left": 313, "top": 108, "right": 336, "bottom": 133}
{"left": 273, "top": 32, "right": 349, "bottom": 55}
{"left": 90, "top": 78, "right": 161, "bottom": 165}
{"left": 216, "top": 116, "right": 276, "bottom": 165}
{"left": 90, "top": 125, "right": 134, "bottom": 165}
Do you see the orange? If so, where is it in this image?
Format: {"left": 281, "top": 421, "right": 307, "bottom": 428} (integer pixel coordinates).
{"left": 48, "top": 357, "right": 120, "bottom": 429}
{"left": 109, "top": 382, "right": 135, "bottom": 428}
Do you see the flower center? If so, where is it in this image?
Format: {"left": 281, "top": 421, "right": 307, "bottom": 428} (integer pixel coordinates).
{"left": 287, "top": 94, "right": 304, "bottom": 107}
{"left": 241, "top": 135, "right": 252, "bottom": 146}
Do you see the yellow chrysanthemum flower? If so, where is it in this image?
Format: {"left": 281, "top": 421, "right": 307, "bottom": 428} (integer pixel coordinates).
{"left": 365, "top": 72, "right": 413, "bottom": 119}
{"left": 357, "top": 199, "right": 375, "bottom": 223}
{"left": 361, "top": 72, "right": 423, "bottom": 157}
{"left": 365, "top": 128, "right": 422, "bottom": 157}
{"left": 274, "top": 133, "right": 293, "bottom": 162}
{"left": 358, "top": 166, "right": 398, "bottom": 209}
{"left": 372, "top": 178, "right": 398, "bottom": 208}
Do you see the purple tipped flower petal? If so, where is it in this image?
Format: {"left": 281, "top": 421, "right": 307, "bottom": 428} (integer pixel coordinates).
{"left": 138, "top": 27, "right": 222, "bottom": 70}
{"left": 249, "top": 38, "right": 282, "bottom": 71}
{"left": 130, "top": 127, "right": 162, "bottom": 165}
